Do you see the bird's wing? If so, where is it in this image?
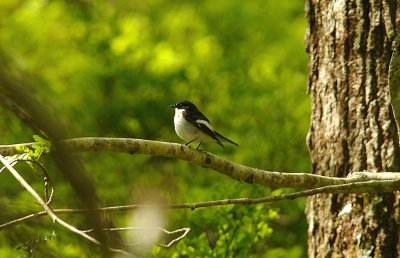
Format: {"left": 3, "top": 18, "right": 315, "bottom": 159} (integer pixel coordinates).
{"left": 182, "top": 110, "right": 224, "bottom": 146}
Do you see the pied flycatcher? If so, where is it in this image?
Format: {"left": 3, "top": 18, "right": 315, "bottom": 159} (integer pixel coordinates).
{"left": 170, "top": 100, "right": 238, "bottom": 149}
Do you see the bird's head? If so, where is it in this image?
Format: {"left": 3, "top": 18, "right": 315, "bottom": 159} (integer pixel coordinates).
{"left": 170, "top": 100, "right": 195, "bottom": 110}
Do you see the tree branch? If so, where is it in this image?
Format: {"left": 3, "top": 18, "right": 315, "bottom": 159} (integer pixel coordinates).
{"left": 2, "top": 178, "right": 399, "bottom": 231}
{"left": 81, "top": 227, "right": 191, "bottom": 248}
{"left": 0, "top": 155, "right": 129, "bottom": 256}
{"left": 1, "top": 137, "right": 399, "bottom": 188}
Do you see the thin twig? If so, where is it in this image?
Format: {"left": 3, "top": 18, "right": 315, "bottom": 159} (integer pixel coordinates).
{"left": 0, "top": 155, "right": 130, "bottom": 256}
{"left": 0, "top": 154, "right": 54, "bottom": 205}
{"left": 81, "top": 227, "right": 191, "bottom": 248}
{"left": 13, "top": 158, "right": 48, "bottom": 177}
{"left": 0, "top": 160, "right": 17, "bottom": 173}
{"left": 157, "top": 227, "right": 191, "bottom": 248}
{"left": 10, "top": 158, "right": 54, "bottom": 204}
{"left": 45, "top": 184, "right": 54, "bottom": 205}
{"left": 2, "top": 178, "right": 400, "bottom": 231}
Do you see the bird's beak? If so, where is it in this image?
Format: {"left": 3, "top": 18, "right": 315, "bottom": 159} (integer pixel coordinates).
{"left": 170, "top": 105, "right": 176, "bottom": 108}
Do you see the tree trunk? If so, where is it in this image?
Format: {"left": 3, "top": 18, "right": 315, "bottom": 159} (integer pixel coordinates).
{"left": 305, "top": 0, "right": 400, "bottom": 257}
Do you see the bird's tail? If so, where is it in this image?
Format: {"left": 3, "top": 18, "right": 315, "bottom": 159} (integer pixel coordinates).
{"left": 215, "top": 132, "right": 239, "bottom": 146}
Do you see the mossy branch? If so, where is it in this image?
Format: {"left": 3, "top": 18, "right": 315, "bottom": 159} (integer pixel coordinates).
{"left": 1, "top": 137, "right": 399, "bottom": 189}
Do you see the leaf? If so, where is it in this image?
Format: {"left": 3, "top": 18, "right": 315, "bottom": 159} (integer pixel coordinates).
{"left": 32, "top": 134, "right": 51, "bottom": 158}
{"left": 15, "top": 145, "right": 32, "bottom": 155}
{"left": 33, "top": 134, "right": 50, "bottom": 149}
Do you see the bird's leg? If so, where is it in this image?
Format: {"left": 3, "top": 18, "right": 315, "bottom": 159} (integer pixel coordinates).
{"left": 196, "top": 141, "right": 203, "bottom": 150}
{"left": 185, "top": 138, "right": 197, "bottom": 146}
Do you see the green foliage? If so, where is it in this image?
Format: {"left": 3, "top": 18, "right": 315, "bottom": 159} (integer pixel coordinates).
{"left": 172, "top": 205, "right": 277, "bottom": 257}
{"left": 16, "top": 231, "right": 55, "bottom": 258}
{"left": 0, "top": 0, "right": 309, "bottom": 257}
{"left": 14, "top": 135, "right": 51, "bottom": 161}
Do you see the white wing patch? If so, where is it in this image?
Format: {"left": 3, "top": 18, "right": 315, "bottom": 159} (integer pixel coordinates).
{"left": 196, "top": 119, "right": 215, "bottom": 132}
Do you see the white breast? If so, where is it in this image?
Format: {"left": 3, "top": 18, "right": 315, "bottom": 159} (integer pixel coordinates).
{"left": 173, "top": 109, "right": 215, "bottom": 143}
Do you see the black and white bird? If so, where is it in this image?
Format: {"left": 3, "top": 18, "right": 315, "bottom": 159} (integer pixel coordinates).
{"left": 170, "top": 100, "right": 238, "bottom": 149}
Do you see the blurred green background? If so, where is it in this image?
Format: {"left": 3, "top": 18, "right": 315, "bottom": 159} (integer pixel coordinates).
{"left": 0, "top": 0, "right": 310, "bottom": 257}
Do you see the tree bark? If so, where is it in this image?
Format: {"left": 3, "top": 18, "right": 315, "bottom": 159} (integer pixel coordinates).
{"left": 305, "top": 0, "right": 400, "bottom": 257}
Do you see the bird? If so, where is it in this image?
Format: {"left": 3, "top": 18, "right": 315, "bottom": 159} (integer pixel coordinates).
{"left": 170, "top": 100, "right": 238, "bottom": 149}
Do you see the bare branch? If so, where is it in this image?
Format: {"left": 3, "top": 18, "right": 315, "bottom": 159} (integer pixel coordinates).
{"left": 0, "top": 160, "right": 17, "bottom": 173}
{"left": 156, "top": 227, "right": 191, "bottom": 248}
{"left": 2, "top": 178, "right": 399, "bottom": 231}
{"left": 81, "top": 227, "right": 191, "bottom": 248}
{"left": 0, "top": 155, "right": 129, "bottom": 256}
{"left": 11, "top": 158, "right": 54, "bottom": 204}
{"left": 1, "top": 137, "right": 399, "bottom": 188}
{"left": 0, "top": 155, "right": 99, "bottom": 243}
